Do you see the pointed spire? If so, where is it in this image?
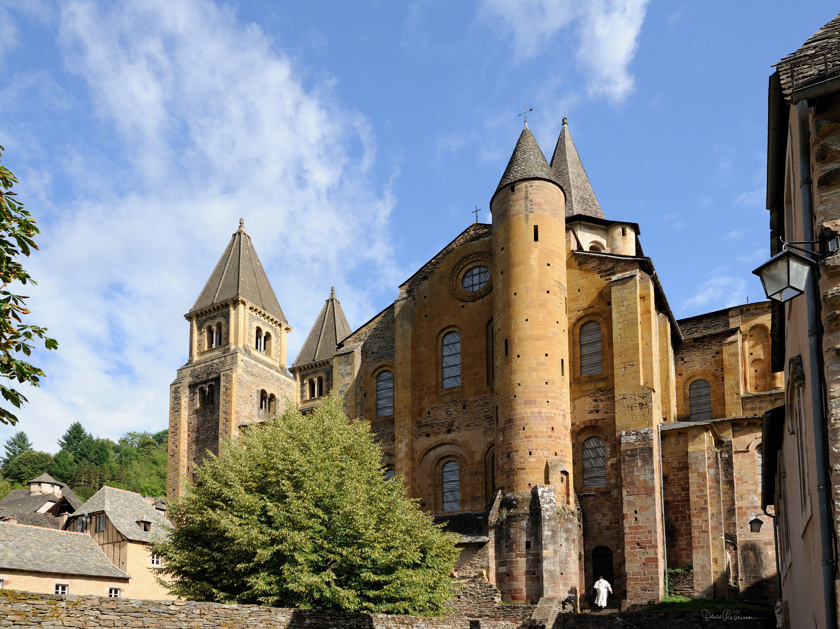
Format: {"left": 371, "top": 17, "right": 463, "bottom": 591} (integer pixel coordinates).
{"left": 549, "top": 118, "right": 604, "bottom": 219}
{"left": 191, "top": 220, "right": 287, "bottom": 323}
{"left": 295, "top": 288, "right": 352, "bottom": 366}
{"left": 495, "top": 127, "right": 560, "bottom": 194}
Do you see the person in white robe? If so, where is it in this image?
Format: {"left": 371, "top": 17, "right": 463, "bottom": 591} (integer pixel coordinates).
{"left": 593, "top": 576, "right": 612, "bottom": 609}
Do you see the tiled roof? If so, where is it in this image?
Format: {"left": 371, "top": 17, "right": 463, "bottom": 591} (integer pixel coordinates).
{"left": 494, "top": 126, "right": 560, "bottom": 194}
{"left": 191, "top": 219, "right": 287, "bottom": 323}
{"left": 549, "top": 118, "right": 605, "bottom": 219}
{"left": 28, "top": 473, "right": 60, "bottom": 484}
{"left": 776, "top": 12, "right": 840, "bottom": 100}
{"left": 0, "top": 523, "right": 128, "bottom": 579}
{"left": 1, "top": 512, "right": 64, "bottom": 529}
{"left": 294, "top": 287, "right": 352, "bottom": 367}
{"left": 70, "top": 487, "right": 170, "bottom": 543}
{"left": 0, "top": 485, "right": 82, "bottom": 519}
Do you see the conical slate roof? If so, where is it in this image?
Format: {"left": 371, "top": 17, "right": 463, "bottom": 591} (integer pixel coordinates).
{"left": 495, "top": 126, "right": 560, "bottom": 194}
{"left": 776, "top": 12, "right": 840, "bottom": 100}
{"left": 28, "top": 473, "right": 61, "bottom": 485}
{"left": 550, "top": 118, "right": 605, "bottom": 219}
{"left": 191, "top": 219, "right": 287, "bottom": 323}
{"left": 295, "top": 287, "right": 352, "bottom": 366}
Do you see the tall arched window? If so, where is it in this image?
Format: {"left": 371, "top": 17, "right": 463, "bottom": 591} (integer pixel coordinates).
{"left": 317, "top": 377, "right": 324, "bottom": 397}
{"left": 255, "top": 327, "right": 264, "bottom": 352}
{"left": 442, "top": 460, "right": 460, "bottom": 511}
{"left": 579, "top": 321, "right": 603, "bottom": 376}
{"left": 263, "top": 332, "right": 272, "bottom": 356}
{"left": 688, "top": 379, "right": 712, "bottom": 420}
{"left": 268, "top": 393, "right": 276, "bottom": 414}
{"left": 376, "top": 370, "right": 394, "bottom": 418}
{"left": 582, "top": 436, "right": 606, "bottom": 488}
{"left": 442, "top": 331, "right": 461, "bottom": 389}
{"left": 259, "top": 389, "right": 268, "bottom": 410}
{"left": 206, "top": 325, "right": 218, "bottom": 350}
{"left": 215, "top": 323, "right": 223, "bottom": 347}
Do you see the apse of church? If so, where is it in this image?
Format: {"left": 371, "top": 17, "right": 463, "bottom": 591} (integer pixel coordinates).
{"left": 169, "top": 120, "right": 781, "bottom": 610}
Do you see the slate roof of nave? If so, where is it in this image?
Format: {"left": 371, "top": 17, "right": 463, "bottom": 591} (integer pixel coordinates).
{"left": 550, "top": 118, "right": 606, "bottom": 219}
{"left": 191, "top": 219, "right": 287, "bottom": 323}
{"left": 776, "top": 12, "right": 840, "bottom": 100}
{"left": 294, "top": 287, "right": 352, "bottom": 367}
{"left": 494, "top": 126, "right": 561, "bottom": 194}
{"left": 70, "top": 486, "right": 170, "bottom": 544}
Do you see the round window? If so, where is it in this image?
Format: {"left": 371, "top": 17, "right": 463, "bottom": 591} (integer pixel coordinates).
{"left": 461, "top": 266, "right": 489, "bottom": 292}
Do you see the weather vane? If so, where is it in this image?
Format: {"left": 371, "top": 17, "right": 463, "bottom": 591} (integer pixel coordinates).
{"left": 473, "top": 205, "right": 481, "bottom": 224}
{"left": 519, "top": 105, "right": 533, "bottom": 127}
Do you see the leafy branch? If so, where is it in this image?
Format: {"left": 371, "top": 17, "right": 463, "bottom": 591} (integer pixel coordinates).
{"left": 0, "top": 145, "right": 58, "bottom": 425}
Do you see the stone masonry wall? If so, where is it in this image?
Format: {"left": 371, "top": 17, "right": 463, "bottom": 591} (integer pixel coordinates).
{"left": 0, "top": 591, "right": 777, "bottom": 629}
{"left": 0, "top": 592, "right": 527, "bottom": 629}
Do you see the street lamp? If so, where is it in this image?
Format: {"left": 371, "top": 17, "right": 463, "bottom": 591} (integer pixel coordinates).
{"left": 752, "top": 237, "right": 839, "bottom": 303}
{"left": 749, "top": 516, "right": 763, "bottom": 533}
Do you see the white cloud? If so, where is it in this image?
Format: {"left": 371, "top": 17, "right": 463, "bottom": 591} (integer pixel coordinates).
{"left": 681, "top": 271, "right": 747, "bottom": 314}
{"left": 0, "top": 7, "right": 18, "bottom": 64}
{"left": 479, "top": 0, "right": 649, "bottom": 102}
{"left": 0, "top": 0, "right": 400, "bottom": 451}
{"left": 735, "top": 188, "right": 764, "bottom": 207}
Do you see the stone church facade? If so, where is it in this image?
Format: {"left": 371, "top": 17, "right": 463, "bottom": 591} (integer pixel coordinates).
{"left": 169, "top": 120, "right": 781, "bottom": 609}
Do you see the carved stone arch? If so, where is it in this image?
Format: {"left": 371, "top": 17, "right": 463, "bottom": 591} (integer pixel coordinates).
{"left": 368, "top": 361, "right": 396, "bottom": 421}
{"left": 418, "top": 442, "right": 472, "bottom": 513}
{"left": 571, "top": 312, "right": 611, "bottom": 381}
{"left": 573, "top": 425, "right": 610, "bottom": 492}
{"left": 437, "top": 325, "right": 463, "bottom": 392}
{"left": 678, "top": 369, "right": 721, "bottom": 420}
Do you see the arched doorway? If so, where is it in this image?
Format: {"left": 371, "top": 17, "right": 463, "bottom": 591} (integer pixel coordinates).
{"left": 592, "top": 546, "right": 614, "bottom": 588}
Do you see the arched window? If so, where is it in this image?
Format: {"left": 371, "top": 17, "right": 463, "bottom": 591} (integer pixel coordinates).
{"left": 205, "top": 384, "right": 215, "bottom": 407}
{"left": 317, "top": 376, "right": 324, "bottom": 397}
{"left": 442, "top": 331, "right": 461, "bottom": 389}
{"left": 688, "top": 379, "right": 712, "bottom": 420}
{"left": 206, "top": 326, "right": 217, "bottom": 350}
{"left": 259, "top": 389, "right": 268, "bottom": 410}
{"left": 255, "top": 327, "right": 263, "bottom": 352}
{"left": 442, "top": 460, "right": 460, "bottom": 511}
{"left": 197, "top": 386, "right": 206, "bottom": 409}
{"left": 215, "top": 323, "right": 223, "bottom": 347}
{"left": 376, "top": 370, "right": 394, "bottom": 418}
{"left": 588, "top": 243, "right": 603, "bottom": 252}
{"left": 384, "top": 468, "right": 396, "bottom": 481}
{"left": 579, "top": 321, "right": 602, "bottom": 376}
{"left": 268, "top": 393, "right": 276, "bottom": 414}
{"left": 263, "top": 332, "right": 272, "bottom": 356}
{"left": 582, "top": 436, "right": 606, "bottom": 488}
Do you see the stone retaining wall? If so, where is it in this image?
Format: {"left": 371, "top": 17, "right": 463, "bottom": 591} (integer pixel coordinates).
{"left": 0, "top": 591, "right": 776, "bottom": 629}
{"left": 0, "top": 591, "right": 525, "bottom": 629}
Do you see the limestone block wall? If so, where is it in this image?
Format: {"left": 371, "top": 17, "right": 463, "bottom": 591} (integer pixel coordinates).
{"left": 392, "top": 228, "right": 495, "bottom": 510}
{"left": 674, "top": 333, "right": 728, "bottom": 420}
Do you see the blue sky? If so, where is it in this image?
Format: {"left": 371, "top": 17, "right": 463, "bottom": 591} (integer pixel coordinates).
{"left": 0, "top": 0, "right": 836, "bottom": 452}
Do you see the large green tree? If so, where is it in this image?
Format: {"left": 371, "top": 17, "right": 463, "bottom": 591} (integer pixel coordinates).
{"left": 2, "top": 430, "right": 32, "bottom": 468}
{"left": 153, "top": 395, "right": 458, "bottom": 614}
{"left": 0, "top": 146, "right": 58, "bottom": 425}
{"left": 4, "top": 448, "right": 51, "bottom": 484}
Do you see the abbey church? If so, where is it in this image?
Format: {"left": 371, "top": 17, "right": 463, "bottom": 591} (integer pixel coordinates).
{"left": 168, "top": 119, "right": 782, "bottom": 610}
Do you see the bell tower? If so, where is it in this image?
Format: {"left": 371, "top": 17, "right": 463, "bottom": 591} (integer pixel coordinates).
{"left": 490, "top": 124, "right": 580, "bottom": 602}
{"left": 167, "top": 219, "right": 296, "bottom": 499}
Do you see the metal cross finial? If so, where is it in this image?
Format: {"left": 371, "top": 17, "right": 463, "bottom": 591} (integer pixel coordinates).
{"left": 473, "top": 205, "right": 481, "bottom": 224}
{"left": 519, "top": 105, "right": 533, "bottom": 128}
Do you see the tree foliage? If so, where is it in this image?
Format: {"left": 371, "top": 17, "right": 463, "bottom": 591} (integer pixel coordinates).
{"left": 0, "top": 146, "right": 58, "bottom": 425}
{"left": 153, "top": 394, "right": 458, "bottom": 614}
{"left": 2, "top": 430, "right": 32, "bottom": 468}
{"left": 0, "top": 425, "right": 168, "bottom": 500}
